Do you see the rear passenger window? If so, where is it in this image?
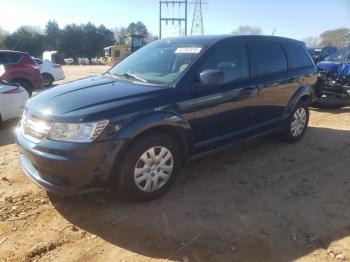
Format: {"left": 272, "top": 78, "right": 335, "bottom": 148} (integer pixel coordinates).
{"left": 284, "top": 42, "right": 314, "bottom": 69}
{"left": 250, "top": 42, "right": 287, "bottom": 76}
{"left": 0, "top": 53, "right": 22, "bottom": 64}
{"left": 200, "top": 42, "right": 249, "bottom": 84}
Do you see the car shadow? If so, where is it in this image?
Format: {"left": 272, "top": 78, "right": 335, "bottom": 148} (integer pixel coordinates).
{"left": 0, "top": 119, "right": 19, "bottom": 146}
{"left": 46, "top": 126, "right": 350, "bottom": 261}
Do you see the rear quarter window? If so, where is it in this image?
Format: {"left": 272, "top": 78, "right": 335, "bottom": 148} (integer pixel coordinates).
{"left": 283, "top": 42, "right": 314, "bottom": 69}
{"left": 250, "top": 41, "right": 287, "bottom": 76}
{"left": 0, "top": 53, "right": 22, "bottom": 64}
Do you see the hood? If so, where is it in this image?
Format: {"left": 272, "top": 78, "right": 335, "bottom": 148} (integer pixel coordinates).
{"left": 26, "top": 75, "right": 170, "bottom": 122}
{"left": 317, "top": 61, "right": 350, "bottom": 76}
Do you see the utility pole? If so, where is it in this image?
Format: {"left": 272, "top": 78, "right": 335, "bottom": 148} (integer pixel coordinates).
{"left": 159, "top": 0, "right": 188, "bottom": 39}
{"left": 190, "top": 0, "right": 206, "bottom": 35}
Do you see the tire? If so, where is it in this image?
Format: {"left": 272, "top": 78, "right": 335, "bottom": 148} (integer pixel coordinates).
{"left": 282, "top": 100, "right": 309, "bottom": 142}
{"left": 11, "top": 80, "right": 32, "bottom": 96}
{"left": 115, "top": 134, "right": 181, "bottom": 201}
{"left": 42, "top": 73, "right": 54, "bottom": 87}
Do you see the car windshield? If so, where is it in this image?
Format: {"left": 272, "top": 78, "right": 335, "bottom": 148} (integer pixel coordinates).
{"left": 108, "top": 40, "right": 204, "bottom": 86}
{"left": 325, "top": 47, "right": 350, "bottom": 62}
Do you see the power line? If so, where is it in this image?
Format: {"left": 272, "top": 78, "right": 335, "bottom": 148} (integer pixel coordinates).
{"left": 159, "top": 0, "right": 188, "bottom": 39}
{"left": 190, "top": 0, "right": 206, "bottom": 35}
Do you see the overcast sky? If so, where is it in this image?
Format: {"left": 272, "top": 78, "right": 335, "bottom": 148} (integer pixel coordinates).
{"left": 1, "top": 0, "right": 349, "bottom": 40}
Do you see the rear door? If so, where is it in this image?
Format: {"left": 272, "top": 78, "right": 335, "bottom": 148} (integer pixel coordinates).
{"left": 248, "top": 40, "right": 290, "bottom": 126}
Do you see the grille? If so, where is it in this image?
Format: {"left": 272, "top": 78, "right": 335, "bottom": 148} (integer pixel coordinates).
{"left": 21, "top": 111, "right": 51, "bottom": 143}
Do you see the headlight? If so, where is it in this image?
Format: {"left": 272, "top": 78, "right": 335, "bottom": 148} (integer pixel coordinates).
{"left": 0, "top": 64, "right": 5, "bottom": 77}
{"left": 48, "top": 120, "right": 109, "bottom": 142}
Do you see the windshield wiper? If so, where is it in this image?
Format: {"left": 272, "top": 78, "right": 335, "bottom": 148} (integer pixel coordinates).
{"left": 119, "top": 73, "right": 148, "bottom": 83}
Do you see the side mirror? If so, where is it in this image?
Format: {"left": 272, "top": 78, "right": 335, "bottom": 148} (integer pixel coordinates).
{"left": 199, "top": 69, "right": 224, "bottom": 87}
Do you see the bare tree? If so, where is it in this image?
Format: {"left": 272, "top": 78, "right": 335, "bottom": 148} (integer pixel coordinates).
{"left": 112, "top": 26, "right": 128, "bottom": 44}
{"left": 232, "top": 25, "right": 263, "bottom": 35}
{"left": 302, "top": 36, "right": 321, "bottom": 47}
{"left": 320, "top": 28, "right": 350, "bottom": 48}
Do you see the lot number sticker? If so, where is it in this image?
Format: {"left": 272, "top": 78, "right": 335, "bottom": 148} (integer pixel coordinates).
{"left": 175, "top": 47, "right": 202, "bottom": 54}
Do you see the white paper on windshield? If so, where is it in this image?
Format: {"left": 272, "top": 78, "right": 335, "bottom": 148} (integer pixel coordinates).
{"left": 175, "top": 47, "right": 202, "bottom": 54}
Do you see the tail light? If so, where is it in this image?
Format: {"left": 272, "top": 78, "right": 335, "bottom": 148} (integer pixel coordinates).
{"left": 0, "top": 64, "right": 5, "bottom": 77}
{"left": 1, "top": 85, "right": 24, "bottom": 94}
{"left": 53, "top": 64, "right": 61, "bottom": 68}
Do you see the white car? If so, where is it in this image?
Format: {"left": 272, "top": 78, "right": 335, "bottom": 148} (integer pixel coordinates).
{"left": 0, "top": 83, "right": 28, "bottom": 122}
{"left": 33, "top": 58, "right": 65, "bottom": 87}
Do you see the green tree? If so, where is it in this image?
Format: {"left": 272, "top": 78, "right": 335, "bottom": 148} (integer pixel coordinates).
{"left": 127, "top": 21, "right": 149, "bottom": 36}
{"left": 45, "top": 20, "right": 61, "bottom": 50}
{"left": 60, "top": 24, "right": 85, "bottom": 60}
{"left": 5, "top": 26, "right": 44, "bottom": 57}
{"left": 96, "top": 25, "right": 115, "bottom": 56}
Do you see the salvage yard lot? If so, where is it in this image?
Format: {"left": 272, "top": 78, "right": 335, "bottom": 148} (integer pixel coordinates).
{"left": 1, "top": 65, "right": 350, "bottom": 262}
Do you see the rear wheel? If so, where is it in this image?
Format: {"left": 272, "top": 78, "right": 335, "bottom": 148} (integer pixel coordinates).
{"left": 42, "top": 73, "right": 54, "bottom": 87}
{"left": 282, "top": 101, "right": 309, "bottom": 142}
{"left": 116, "top": 134, "right": 180, "bottom": 201}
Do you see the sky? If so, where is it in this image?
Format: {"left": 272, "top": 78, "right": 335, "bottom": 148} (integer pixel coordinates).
{"left": 0, "top": 0, "right": 349, "bottom": 40}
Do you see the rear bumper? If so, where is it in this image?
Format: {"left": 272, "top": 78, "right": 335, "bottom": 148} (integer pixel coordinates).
{"left": 15, "top": 125, "right": 122, "bottom": 195}
{"left": 53, "top": 70, "right": 65, "bottom": 81}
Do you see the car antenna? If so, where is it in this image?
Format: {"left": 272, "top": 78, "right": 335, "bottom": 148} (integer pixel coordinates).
{"left": 272, "top": 28, "right": 277, "bottom": 36}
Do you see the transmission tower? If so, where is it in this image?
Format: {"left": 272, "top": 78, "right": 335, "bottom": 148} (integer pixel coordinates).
{"left": 190, "top": 0, "right": 205, "bottom": 35}
{"left": 159, "top": 0, "right": 188, "bottom": 39}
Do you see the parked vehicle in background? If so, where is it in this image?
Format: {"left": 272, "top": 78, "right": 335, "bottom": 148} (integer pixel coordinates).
{"left": 308, "top": 46, "right": 337, "bottom": 63}
{"left": 43, "top": 51, "right": 58, "bottom": 62}
{"left": 0, "top": 50, "right": 43, "bottom": 96}
{"left": 78, "top": 58, "right": 90, "bottom": 65}
{"left": 33, "top": 58, "right": 65, "bottom": 87}
{"left": 15, "top": 35, "right": 317, "bottom": 201}
{"left": 64, "top": 58, "right": 74, "bottom": 65}
{"left": 91, "top": 57, "right": 103, "bottom": 65}
{"left": 102, "top": 34, "right": 146, "bottom": 66}
{"left": 312, "top": 47, "right": 350, "bottom": 109}
{"left": 0, "top": 82, "right": 29, "bottom": 123}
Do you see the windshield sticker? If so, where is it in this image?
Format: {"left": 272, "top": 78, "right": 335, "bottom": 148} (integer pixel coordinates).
{"left": 175, "top": 47, "right": 202, "bottom": 54}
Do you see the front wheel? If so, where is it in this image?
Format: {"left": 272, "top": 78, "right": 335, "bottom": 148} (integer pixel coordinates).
{"left": 282, "top": 101, "right": 309, "bottom": 142}
{"left": 42, "top": 73, "right": 54, "bottom": 87}
{"left": 116, "top": 134, "right": 181, "bottom": 201}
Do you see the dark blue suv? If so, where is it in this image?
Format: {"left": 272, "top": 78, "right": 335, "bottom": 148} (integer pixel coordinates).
{"left": 15, "top": 35, "right": 317, "bottom": 200}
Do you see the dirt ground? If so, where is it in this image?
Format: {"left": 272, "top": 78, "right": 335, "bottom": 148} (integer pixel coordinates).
{"left": 1, "top": 65, "right": 350, "bottom": 262}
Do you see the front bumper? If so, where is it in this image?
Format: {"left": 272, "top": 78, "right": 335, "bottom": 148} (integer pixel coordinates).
{"left": 15, "top": 125, "right": 121, "bottom": 195}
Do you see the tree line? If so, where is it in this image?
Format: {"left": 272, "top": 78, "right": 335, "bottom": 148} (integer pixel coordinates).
{"left": 0, "top": 20, "right": 152, "bottom": 61}
{"left": 232, "top": 25, "right": 350, "bottom": 48}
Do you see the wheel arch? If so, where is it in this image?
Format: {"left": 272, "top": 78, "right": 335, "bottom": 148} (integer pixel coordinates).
{"left": 10, "top": 78, "right": 33, "bottom": 87}
{"left": 116, "top": 112, "right": 193, "bottom": 166}
{"left": 102, "top": 112, "right": 193, "bottom": 185}
{"left": 284, "top": 85, "right": 312, "bottom": 117}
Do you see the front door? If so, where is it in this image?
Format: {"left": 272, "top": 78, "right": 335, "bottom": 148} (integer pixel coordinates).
{"left": 186, "top": 41, "right": 258, "bottom": 153}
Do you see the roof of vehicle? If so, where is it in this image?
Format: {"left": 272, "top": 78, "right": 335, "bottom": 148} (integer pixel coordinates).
{"left": 0, "top": 50, "right": 27, "bottom": 54}
{"left": 161, "top": 34, "right": 303, "bottom": 46}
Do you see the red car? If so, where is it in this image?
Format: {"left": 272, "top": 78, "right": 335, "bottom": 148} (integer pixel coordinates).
{"left": 0, "top": 50, "right": 43, "bottom": 95}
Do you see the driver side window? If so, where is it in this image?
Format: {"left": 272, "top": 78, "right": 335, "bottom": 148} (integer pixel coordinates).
{"left": 199, "top": 42, "right": 249, "bottom": 84}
